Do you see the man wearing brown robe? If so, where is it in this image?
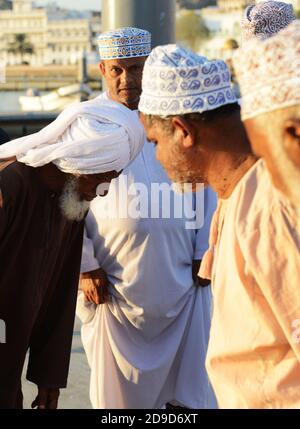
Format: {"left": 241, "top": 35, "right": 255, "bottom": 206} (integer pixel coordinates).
{"left": 0, "top": 159, "right": 121, "bottom": 409}
{"left": 0, "top": 159, "right": 84, "bottom": 409}
{"left": 0, "top": 97, "right": 144, "bottom": 409}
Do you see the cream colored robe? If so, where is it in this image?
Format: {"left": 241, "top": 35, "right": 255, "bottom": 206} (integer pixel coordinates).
{"left": 202, "top": 159, "right": 300, "bottom": 409}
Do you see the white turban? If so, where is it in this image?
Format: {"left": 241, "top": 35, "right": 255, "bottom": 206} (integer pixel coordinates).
{"left": 0, "top": 98, "right": 145, "bottom": 174}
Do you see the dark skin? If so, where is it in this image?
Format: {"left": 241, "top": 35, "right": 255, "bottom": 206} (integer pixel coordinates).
{"left": 193, "top": 260, "right": 210, "bottom": 287}
{"left": 80, "top": 268, "right": 110, "bottom": 305}
{"left": 31, "top": 387, "right": 60, "bottom": 410}
{"left": 30, "top": 163, "right": 120, "bottom": 409}
{"left": 36, "top": 163, "right": 120, "bottom": 201}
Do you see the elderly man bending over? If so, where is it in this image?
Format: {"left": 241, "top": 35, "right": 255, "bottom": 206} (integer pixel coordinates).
{"left": 0, "top": 98, "right": 144, "bottom": 409}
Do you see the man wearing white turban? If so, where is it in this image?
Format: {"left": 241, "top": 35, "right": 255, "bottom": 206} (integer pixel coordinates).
{"left": 77, "top": 28, "right": 217, "bottom": 409}
{"left": 0, "top": 98, "right": 144, "bottom": 409}
{"left": 140, "top": 44, "right": 300, "bottom": 408}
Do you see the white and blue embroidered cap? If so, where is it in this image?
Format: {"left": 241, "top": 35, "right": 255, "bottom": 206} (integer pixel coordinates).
{"left": 139, "top": 44, "right": 237, "bottom": 116}
{"left": 97, "top": 27, "right": 151, "bottom": 60}
{"left": 241, "top": 1, "right": 295, "bottom": 42}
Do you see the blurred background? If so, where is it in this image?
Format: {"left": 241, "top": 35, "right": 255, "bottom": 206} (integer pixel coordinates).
{"left": 0, "top": 0, "right": 299, "bottom": 138}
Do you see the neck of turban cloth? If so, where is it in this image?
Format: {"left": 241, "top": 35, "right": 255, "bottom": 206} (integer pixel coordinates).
{"left": 0, "top": 98, "right": 145, "bottom": 175}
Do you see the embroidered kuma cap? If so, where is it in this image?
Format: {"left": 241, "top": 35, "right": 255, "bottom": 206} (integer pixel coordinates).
{"left": 241, "top": 0, "right": 295, "bottom": 42}
{"left": 97, "top": 27, "right": 151, "bottom": 60}
{"left": 139, "top": 44, "right": 237, "bottom": 116}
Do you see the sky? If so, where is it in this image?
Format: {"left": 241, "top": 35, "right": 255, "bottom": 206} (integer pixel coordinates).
{"left": 35, "top": 0, "right": 102, "bottom": 10}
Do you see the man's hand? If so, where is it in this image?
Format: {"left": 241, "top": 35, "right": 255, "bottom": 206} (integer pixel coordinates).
{"left": 31, "top": 387, "right": 60, "bottom": 410}
{"left": 80, "top": 268, "right": 110, "bottom": 304}
{"left": 193, "top": 260, "right": 210, "bottom": 287}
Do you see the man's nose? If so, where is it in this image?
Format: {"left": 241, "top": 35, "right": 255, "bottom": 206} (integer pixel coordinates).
{"left": 96, "top": 182, "right": 111, "bottom": 197}
{"left": 121, "top": 71, "right": 133, "bottom": 85}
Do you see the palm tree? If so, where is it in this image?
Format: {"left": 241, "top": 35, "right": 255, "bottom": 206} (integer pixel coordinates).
{"left": 8, "top": 33, "right": 34, "bottom": 64}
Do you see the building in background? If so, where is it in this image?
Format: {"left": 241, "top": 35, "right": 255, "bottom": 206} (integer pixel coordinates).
{"left": 90, "top": 11, "right": 102, "bottom": 63}
{"left": 1, "top": 0, "right": 298, "bottom": 66}
{"left": 0, "top": 0, "right": 102, "bottom": 65}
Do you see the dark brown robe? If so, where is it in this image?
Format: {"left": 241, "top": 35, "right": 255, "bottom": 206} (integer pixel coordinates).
{"left": 0, "top": 161, "right": 84, "bottom": 409}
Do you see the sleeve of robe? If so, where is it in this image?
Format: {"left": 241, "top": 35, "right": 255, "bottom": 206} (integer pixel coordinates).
{"left": 80, "top": 211, "right": 101, "bottom": 274}
{"left": 26, "top": 223, "right": 84, "bottom": 389}
{"left": 0, "top": 189, "right": 7, "bottom": 241}
{"left": 194, "top": 187, "right": 217, "bottom": 260}
{"left": 239, "top": 194, "right": 300, "bottom": 363}
{"left": 0, "top": 167, "right": 13, "bottom": 241}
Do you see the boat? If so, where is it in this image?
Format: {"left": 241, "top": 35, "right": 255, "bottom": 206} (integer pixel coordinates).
{"left": 19, "top": 83, "right": 93, "bottom": 112}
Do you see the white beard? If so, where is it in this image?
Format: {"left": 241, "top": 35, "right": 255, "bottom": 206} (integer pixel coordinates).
{"left": 59, "top": 177, "right": 90, "bottom": 221}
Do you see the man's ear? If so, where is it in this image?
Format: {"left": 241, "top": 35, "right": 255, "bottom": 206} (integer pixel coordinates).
{"left": 99, "top": 61, "right": 105, "bottom": 77}
{"left": 171, "top": 116, "right": 196, "bottom": 149}
{"left": 283, "top": 118, "right": 300, "bottom": 168}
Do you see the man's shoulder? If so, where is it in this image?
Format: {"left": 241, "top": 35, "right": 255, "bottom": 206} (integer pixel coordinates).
{"left": 0, "top": 161, "right": 33, "bottom": 202}
{"left": 235, "top": 159, "right": 299, "bottom": 249}
{"left": 0, "top": 159, "right": 31, "bottom": 179}
{"left": 235, "top": 159, "right": 276, "bottom": 218}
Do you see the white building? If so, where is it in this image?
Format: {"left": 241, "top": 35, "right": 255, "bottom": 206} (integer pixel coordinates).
{"left": 0, "top": 0, "right": 102, "bottom": 66}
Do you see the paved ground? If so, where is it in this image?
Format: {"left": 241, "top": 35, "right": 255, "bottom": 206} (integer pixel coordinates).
{"left": 22, "top": 317, "right": 92, "bottom": 409}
